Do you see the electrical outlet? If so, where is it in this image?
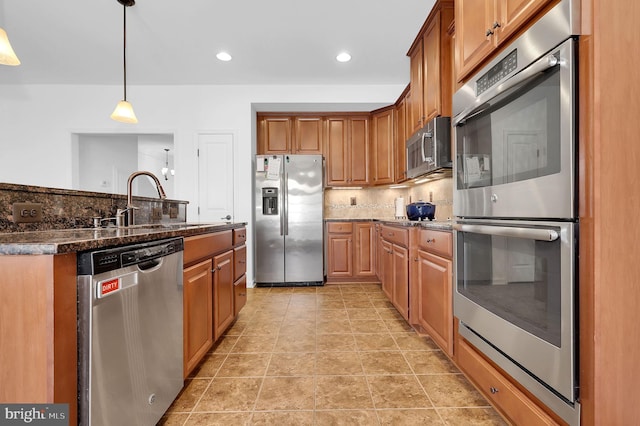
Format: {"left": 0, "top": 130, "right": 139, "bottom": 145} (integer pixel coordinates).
{"left": 350, "top": 197, "right": 357, "bottom": 206}
{"left": 12, "top": 202, "right": 43, "bottom": 223}
{"left": 429, "top": 191, "right": 433, "bottom": 202}
{"left": 152, "top": 207, "right": 163, "bottom": 220}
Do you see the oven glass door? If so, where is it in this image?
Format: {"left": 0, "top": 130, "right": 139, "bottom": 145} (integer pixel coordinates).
{"left": 453, "top": 38, "right": 575, "bottom": 219}
{"left": 454, "top": 219, "right": 576, "bottom": 401}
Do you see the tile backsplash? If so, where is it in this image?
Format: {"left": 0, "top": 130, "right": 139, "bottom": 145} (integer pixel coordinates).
{"left": 324, "top": 177, "right": 453, "bottom": 221}
{"left": 0, "top": 183, "right": 188, "bottom": 233}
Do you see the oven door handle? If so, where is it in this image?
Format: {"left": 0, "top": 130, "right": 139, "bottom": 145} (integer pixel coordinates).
{"left": 453, "top": 54, "right": 559, "bottom": 126}
{"left": 453, "top": 224, "right": 559, "bottom": 242}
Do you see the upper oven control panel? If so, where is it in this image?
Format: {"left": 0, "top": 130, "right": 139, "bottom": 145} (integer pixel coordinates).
{"left": 475, "top": 49, "right": 518, "bottom": 96}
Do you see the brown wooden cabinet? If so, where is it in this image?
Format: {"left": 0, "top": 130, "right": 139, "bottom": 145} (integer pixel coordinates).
{"left": 394, "top": 86, "right": 409, "bottom": 183}
{"left": 212, "top": 249, "right": 234, "bottom": 340}
{"left": 379, "top": 225, "right": 410, "bottom": 320}
{"left": 407, "top": 0, "right": 455, "bottom": 130}
{"left": 325, "top": 116, "right": 370, "bottom": 187}
{"left": 410, "top": 229, "right": 454, "bottom": 356}
{"left": 183, "top": 259, "right": 214, "bottom": 376}
{"left": 454, "top": 0, "right": 552, "bottom": 82}
{"left": 370, "top": 106, "right": 395, "bottom": 185}
{"left": 326, "top": 221, "right": 376, "bottom": 282}
{"left": 257, "top": 114, "right": 323, "bottom": 155}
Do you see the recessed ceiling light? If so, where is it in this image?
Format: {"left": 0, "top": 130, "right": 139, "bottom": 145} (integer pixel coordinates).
{"left": 336, "top": 52, "right": 351, "bottom": 63}
{"left": 216, "top": 52, "right": 232, "bottom": 61}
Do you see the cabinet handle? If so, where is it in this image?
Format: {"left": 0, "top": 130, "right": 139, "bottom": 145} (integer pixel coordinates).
{"left": 489, "top": 386, "right": 499, "bottom": 394}
{"left": 492, "top": 21, "right": 501, "bottom": 29}
{"left": 388, "top": 232, "right": 394, "bottom": 237}
{"left": 239, "top": 292, "right": 246, "bottom": 296}
{"left": 485, "top": 28, "right": 494, "bottom": 37}
{"left": 239, "top": 260, "right": 246, "bottom": 264}
{"left": 414, "top": 257, "right": 418, "bottom": 262}
{"left": 238, "top": 234, "right": 245, "bottom": 238}
{"left": 427, "top": 238, "right": 436, "bottom": 243}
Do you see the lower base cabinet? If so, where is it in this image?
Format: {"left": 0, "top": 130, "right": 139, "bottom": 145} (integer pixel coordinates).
{"left": 183, "top": 227, "right": 246, "bottom": 378}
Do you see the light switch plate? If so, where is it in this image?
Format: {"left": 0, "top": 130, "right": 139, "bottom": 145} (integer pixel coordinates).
{"left": 12, "top": 202, "right": 43, "bottom": 223}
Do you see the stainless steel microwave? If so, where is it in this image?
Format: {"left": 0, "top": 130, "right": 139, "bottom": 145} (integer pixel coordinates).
{"left": 405, "top": 116, "right": 452, "bottom": 179}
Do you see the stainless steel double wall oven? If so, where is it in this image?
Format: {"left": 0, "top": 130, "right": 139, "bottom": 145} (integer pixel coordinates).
{"left": 452, "top": 0, "right": 581, "bottom": 424}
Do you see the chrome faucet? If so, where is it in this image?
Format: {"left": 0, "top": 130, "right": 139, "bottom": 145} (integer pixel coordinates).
{"left": 126, "top": 171, "right": 167, "bottom": 226}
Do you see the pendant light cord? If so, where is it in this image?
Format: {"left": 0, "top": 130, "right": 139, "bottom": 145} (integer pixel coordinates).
{"left": 122, "top": 3, "right": 127, "bottom": 101}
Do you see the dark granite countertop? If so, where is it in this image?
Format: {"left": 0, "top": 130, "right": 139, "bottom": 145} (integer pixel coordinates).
{"left": 325, "top": 218, "right": 453, "bottom": 232}
{"left": 0, "top": 222, "right": 247, "bottom": 255}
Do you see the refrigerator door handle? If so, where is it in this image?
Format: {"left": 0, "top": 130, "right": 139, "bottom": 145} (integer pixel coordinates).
{"left": 283, "top": 172, "right": 289, "bottom": 236}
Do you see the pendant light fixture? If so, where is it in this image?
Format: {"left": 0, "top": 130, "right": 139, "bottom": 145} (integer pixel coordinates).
{"left": 161, "top": 148, "right": 174, "bottom": 180}
{"left": 0, "top": 26, "right": 20, "bottom": 66}
{"left": 110, "top": 0, "right": 138, "bottom": 123}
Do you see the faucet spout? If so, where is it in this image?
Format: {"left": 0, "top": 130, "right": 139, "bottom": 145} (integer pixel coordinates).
{"left": 126, "top": 171, "right": 167, "bottom": 226}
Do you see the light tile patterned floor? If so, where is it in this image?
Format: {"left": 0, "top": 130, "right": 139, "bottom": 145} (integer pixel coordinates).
{"left": 160, "top": 284, "right": 508, "bottom": 425}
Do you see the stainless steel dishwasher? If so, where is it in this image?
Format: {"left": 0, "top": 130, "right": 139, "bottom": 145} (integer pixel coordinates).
{"left": 77, "top": 237, "right": 184, "bottom": 426}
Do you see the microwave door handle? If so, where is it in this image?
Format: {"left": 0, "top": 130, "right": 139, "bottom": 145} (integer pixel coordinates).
{"left": 453, "top": 224, "right": 559, "bottom": 242}
{"left": 453, "top": 54, "right": 559, "bottom": 126}
{"left": 421, "top": 131, "right": 434, "bottom": 163}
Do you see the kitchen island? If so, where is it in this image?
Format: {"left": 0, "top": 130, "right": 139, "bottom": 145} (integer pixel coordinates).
{"left": 0, "top": 222, "right": 246, "bottom": 425}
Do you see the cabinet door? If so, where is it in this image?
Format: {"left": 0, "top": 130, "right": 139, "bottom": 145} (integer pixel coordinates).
{"left": 354, "top": 222, "right": 375, "bottom": 278}
{"left": 392, "top": 244, "right": 410, "bottom": 321}
{"left": 395, "top": 91, "right": 408, "bottom": 183}
{"left": 234, "top": 245, "right": 246, "bottom": 282}
{"left": 234, "top": 275, "right": 247, "bottom": 317}
{"left": 183, "top": 259, "right": 213, "bottom": 377}
{"left": 258, "top": 116, "right": 292, "bottom": 154}
{"left": 497, "top": 0, "right": 551, "bottom": 45}
{"left": 349, "top": 117, "right": 370, "bottom": 186}
{"left": 409, "top": 38, "right": 424, "bottom": 134}
{"left": 213, "top": 250, "right": 234, "bottom": 340}
{"left": 327, "top": 233, "right": 353, "bottom": 278}
{"left": 294, "top": 117, "right": 323, "bottom": 154}
{"left": 381, "top": 240, "right": 393, "bottom": 300}
{"left": 325, "top": 118, "right": 349, "bottom": 186}
{"left": 416, "top": 250, "right": 453, "bottom": 356}
{"left": 455, "top": 0, "right": 495, "bottom": 82}
{"left": 371, "top": 108, "right": 395, "bottom": 185}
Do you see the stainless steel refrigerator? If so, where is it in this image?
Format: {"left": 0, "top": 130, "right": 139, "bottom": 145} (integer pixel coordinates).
{"left": 254, "top": 154, "right": 324, "bottom": 286}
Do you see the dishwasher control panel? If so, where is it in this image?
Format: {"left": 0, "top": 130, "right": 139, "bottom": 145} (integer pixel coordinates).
{"left": 77, "top": 237, "right": 184, "bottom": 275}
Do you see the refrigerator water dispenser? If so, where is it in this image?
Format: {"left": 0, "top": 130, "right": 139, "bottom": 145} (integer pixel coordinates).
{"left": 262, "top": 188, "right": 278, "bottom": 215}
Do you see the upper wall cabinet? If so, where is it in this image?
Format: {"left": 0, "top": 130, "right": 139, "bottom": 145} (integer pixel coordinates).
{"left": 455, "top": 0, "right": 553, "bottom": 82}
{"left": 394, "top": 86, "right": 410, "bottom": 183}
{"left": 407, "top": 0, "right": 455, "bottom": 133}
{"left": 257, "top": 115, "right": 324, "bottom": 155}
{"left": 325, "top": 115, "right": 370, "bottom": 187}
{"left": 371, "top": 106, "right": 396, "bottom": 185}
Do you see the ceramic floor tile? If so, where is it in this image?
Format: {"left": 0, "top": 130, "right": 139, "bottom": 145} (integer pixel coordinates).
{"left": 216, "top": 353, "right": 271, "bottom": 377}
{"left": 250, "top": 410, "right": 314, "bottom": 426}
{"left": 316, "top": 351, "right": 364, "bottom": 375}
{"left": 279, "top": 319, "right": 316, "bottom": 335}
{"left": 224, "top": 320, "right": 249, "bottom": 336}
{"left": 209, "top": 335, "right": 238, "bottom": 353}
{"left": 316, "top": 300, "right": 347, "bottom": 310}
{"left": 383, "top": 318, "right": 414, "bottom": 332}
{"left": 241, "top": 320, "right": 281, "bottom": 336}
{"left": 360, "top": 351, "right": 412, "bottom": 375}
{"left": 273, "top": 333, "right": 316, "bottom": 352}
{"left": 157, "top": 412, "right": 190, "bottom": 426}
{"left": 375, "top": 308, "right": 405, "bottom": 320}
{"left": 367, "top": 375, "right": 433, "bottom": 409}
{"left": 392, "top": 332, "right": 439, "bottom": 351}
{"left": 254, "top": 376, "right": 316, "bottom": 410}
{"left": 185, "top": 412, "right": 252, "bottom": 425}
{"left": 230, "top": 335, "right": 277, "bottom": 353}
{"left": 343, "top": 299, "right": 376, "bottom": 309}
{"left": 316, "top": 333, "right": 358, "bottom": 352}
{"left": 194, "top": 377, "right": 262, "bottom": 412}
{"left": 266, "top": 352, "right": 316, "bottom": 376}
{"left": 316, "top": 318, "right": 352, "bottom": 334}
{"left": 437, "top": 407, "right": 509, "bottom": 426}
{"left": 350, "top": 319, "right": 388, "bottom": 334}
{"left": 189, "top": 353, "right": 227, "bottom": 378}
{"left": 315, "top": 409, "right": 379, "bottom": 426}
{"left": 418, "top": 374, "right": 489, "bottom": 407}
{"left": 167, "top": 378, "right": 211, "bottom": 413}
{"left": 315, "top": 376, "right": 374, "bottom": 410}
{"left": 404, "top": 350, "right": 459, "bottom": 374}
{"left": 316, "top": 308, "right": 349, "bottom": 321}
{"left": 354, "top": 333, "right": 399, "bottom": 352}
{"left": 347, "top": 308, "right": 382, "bottom": 320}
{"left": 377, "top": 408, "right": 444, "bottom": 425}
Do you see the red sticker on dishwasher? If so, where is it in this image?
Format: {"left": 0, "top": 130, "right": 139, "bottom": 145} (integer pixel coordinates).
{"left": 100, "top": 278, "right": 120, "bottom": 296}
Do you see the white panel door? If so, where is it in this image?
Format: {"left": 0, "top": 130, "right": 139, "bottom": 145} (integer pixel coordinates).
{"left": 198, "top": 132, "right": 235, "bottom": 222}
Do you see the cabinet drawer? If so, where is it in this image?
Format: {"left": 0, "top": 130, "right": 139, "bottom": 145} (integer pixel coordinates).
{"left": 380, "top": 225, "right": 409, "bottom": 247}
{"left": 457, "top": 338, "right": 556, "bottom": 425}
{"left": 327, "top": 222, "right": 353, "bottom": 234}
{"left": 184, "top": 231, "right": 233, "bottom": 265}
{"left": 233, "top": 228, "right": 246, "bottom": 246}
{"left": 418, "top": 229, "right": 452, "bottom": 258}
{"left": 234, "top": 245, "right": 247, "bottom": 281}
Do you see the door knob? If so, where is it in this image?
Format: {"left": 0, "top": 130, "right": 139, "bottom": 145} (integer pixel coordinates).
{"left": 221, "top": 215, "right": 231, "bottom": 220}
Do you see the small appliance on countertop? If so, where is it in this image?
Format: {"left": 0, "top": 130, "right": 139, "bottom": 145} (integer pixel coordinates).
{"left": 406, "top": 201, "right": 436, "bottom": 221}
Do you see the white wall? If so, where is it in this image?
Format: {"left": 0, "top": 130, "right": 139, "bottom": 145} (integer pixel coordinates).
{"left": 0, "top": 83, "right": 404, "bottom": 284}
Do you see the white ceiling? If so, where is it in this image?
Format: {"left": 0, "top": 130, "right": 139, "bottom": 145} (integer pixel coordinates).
{"left": 0, "top": 0, "right": 436, "bottom": 86}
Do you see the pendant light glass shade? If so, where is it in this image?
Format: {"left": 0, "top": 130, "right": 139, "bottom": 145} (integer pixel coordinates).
{"left": 0, "top": 27, "right": 20, "bottom": 66}
{"left": 110, "top": 100, "right": 138, "bottom": 123}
